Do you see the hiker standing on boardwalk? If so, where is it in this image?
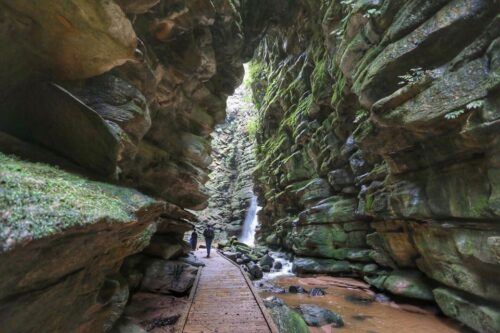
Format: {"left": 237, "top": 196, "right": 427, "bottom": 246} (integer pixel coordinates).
{"left": 203, "top": 225, "right": 215, "bottom": 258}
{"left": 189, "top": 230, "right": 198, "bottom": 251}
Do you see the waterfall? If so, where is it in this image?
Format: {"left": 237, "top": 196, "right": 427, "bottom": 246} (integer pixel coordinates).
{"left": 239, "top": 194, "right": 261, "bottom": 246}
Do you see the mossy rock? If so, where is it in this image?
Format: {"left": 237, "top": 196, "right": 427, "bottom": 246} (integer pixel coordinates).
{"left": 0, "top": 153, "right": 160, "bottom": 252}
{"left": 298, "top": 196, "right": 358, "bottom": 225}
{"left": 434, "top": 287, "right": 500, "bottom": 333}
{"left": 379, "top": 270, "right": 434, "bottom": 301}
{"left": 293, "top": 257, "right": 351, "bottom": 274}
{"left": 264, "top": 297, "right": 310, "bottom": 333}
{"left": 292, "top": 224, "right": 347, "bottom": 257}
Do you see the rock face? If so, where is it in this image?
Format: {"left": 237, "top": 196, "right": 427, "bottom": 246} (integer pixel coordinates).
{"left": 196, "top": 82, "right": 258, "bottom": 239}
{"left": 0, "top": 153, "right": 164, "bottom": 332}
{"left": 140, "top": 259, "right": 198, "bottom": 294}
{"left": 0, "top": 1, "right": 254, "bottom": 332}
{"left": 0, "top": 0, "right": 247, "bottom": 210}
{"left": 249, "top": 1, "right": 500, "bottom": 332}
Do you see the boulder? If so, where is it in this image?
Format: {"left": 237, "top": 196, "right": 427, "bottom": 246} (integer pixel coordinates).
{"left": 141, "top": 260, "right": 198, "bottom": 294}
{"left": 143, "top": 235, "right": 190, "bottom": 260}
{"left": 179, "top": 253, "right": 205, "bottom": 267}
{"left": 259, "top": 254, "right": 275, "bottom": 267}
{"left": 223, "top": 251, "right": 238, "bottom": 261}
{"left": 309, "top": 288, "right": 326, "bottom": 296}
{"left": 298, "top": 304, "right": 344, "bottom": 327}
{"left": 241, "top": 254, "right": 252, "bottom": 264}
{"left": 288, "top": 286, "right": 307, "bottom": 294}
{"left": 246, "top": 262, "right": 263, "bottom": 280}
{"left": 263, "top": 297, "right": 309, "bottom": 333}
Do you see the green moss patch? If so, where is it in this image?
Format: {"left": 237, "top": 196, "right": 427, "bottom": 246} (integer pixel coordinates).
{"left": 0, "top": 153, "right": 157, "bottom": 250}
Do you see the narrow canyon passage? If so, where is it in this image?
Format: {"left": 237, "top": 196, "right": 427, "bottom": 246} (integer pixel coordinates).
{"left": 0, "top": 1, "right": 498, "bottom": 333}
{"left": 196, "top": 76, "right": 259, "bottom": 241}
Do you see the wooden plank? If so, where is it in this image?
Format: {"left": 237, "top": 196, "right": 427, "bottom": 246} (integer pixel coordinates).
{"left": 218, "top": 251, "right": 280, "bottom": 333}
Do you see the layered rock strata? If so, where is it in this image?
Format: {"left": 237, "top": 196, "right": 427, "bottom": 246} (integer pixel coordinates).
{"left": 0, "top": 153, "right": 163, "bottom": 332}
{"left": 0, "top": 0, "right": 252, "bottom": 332}
{"left": 250, "top": 1, "right": 500, "bottom": 332}
{"left": 0, "top": 0, "right": 246, "bottom": 209}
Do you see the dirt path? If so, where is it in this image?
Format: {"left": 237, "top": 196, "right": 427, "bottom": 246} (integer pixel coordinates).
{"left": 182, "top": 250, "right": 277, "bottom": 333}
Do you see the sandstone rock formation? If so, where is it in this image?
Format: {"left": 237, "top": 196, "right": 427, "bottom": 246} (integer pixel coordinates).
{"left": 0, "top": 0, "right": 498, "bottom": 332}
{"left": 0, "top": 0, "right": 252, "bottom": 332}
{"left": 0, "top": 152, "right": 163, "bottom": 332}
{"left": 249, "top": 1, "right": 500, "bottom": 332}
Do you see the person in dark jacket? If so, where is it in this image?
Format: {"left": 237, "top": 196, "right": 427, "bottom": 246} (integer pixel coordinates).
{"left": 203, "top": 225, "right": 215, "bottom": 258}
{"left": 189, "top": 230, "right": 198, "bottom": 251}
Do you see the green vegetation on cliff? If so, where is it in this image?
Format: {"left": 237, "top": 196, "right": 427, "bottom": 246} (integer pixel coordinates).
{"left": 0, "top": 153, "right": 157, "bottom": 250}
{"left": 248, "top": 1, "right": 500, "bottom": 332}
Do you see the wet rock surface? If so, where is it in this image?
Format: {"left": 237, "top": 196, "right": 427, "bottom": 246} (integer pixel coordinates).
{"left": 263, "top": 296, "right": 310, "bottom": 333}
{"left": 298, "top": 304, "right": 344, "bottom": 327}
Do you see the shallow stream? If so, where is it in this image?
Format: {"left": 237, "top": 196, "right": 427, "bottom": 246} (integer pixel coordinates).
{"left": 259, "top": 275, "right": 471, "bottom": 333}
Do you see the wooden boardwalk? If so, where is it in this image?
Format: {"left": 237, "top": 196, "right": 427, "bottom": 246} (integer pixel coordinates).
{"left": 181, "top": 250, "right": 278, "bottom": 333}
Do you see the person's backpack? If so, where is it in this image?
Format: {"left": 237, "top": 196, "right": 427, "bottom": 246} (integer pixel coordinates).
{"left": 204, "top": 227, "right": 215, "bottom": 239}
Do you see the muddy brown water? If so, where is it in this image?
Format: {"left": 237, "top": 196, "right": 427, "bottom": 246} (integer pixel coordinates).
{"left": 260, "top": 276, "right": 472, "bottom": 333}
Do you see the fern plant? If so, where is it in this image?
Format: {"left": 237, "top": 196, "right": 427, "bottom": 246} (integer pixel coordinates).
{"left": 398, "top": 67, "right": 425, "bottom": 86}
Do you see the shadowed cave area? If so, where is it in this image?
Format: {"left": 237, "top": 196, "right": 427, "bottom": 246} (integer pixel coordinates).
{"left": 0, "top": 1, "right": 499, "bottom": 332}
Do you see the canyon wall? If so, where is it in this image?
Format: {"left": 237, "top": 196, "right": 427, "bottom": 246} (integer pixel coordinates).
{"left": 0, "top": 0, "right": 252, "bottom": 331}
{"left": 250, "top": 1, "right": 500, "bottom": 332}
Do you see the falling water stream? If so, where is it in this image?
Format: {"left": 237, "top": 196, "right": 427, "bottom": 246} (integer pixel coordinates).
{"left": 239, "top": 194, "right": 295, "bottom": 280}
{"left": 239, "top": 194, "right": 261, "bottom": 246}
